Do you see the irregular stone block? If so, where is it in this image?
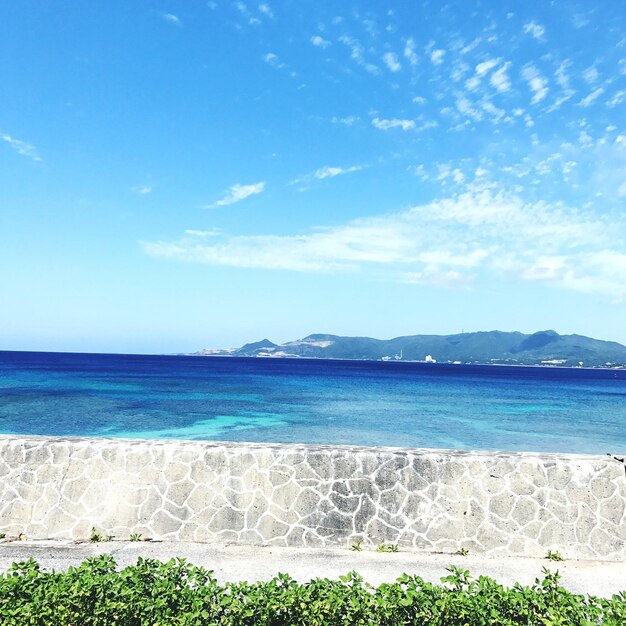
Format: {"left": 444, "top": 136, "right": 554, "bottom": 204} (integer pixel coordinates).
{"left": 0, "top": 435, "right": 623, "bottom": 559}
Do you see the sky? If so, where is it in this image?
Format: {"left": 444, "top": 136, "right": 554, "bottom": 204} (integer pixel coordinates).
{"left": 1, "top": 1, "right": 626, "bottom": 354}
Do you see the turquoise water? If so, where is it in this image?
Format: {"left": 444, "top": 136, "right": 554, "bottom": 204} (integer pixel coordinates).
{"left": 1, "top": 351, "right": 625, "bottom": 454}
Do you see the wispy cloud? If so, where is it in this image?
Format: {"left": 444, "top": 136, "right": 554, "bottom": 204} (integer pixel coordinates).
{"left": 264, "top": 52, "right": 284, "bottom": 68}
{"left": 290, "top": 164, "right": 364, "bottom": 188}
{"left": 456, "top": 97, "right": 482, "bottom": 121}
{"left": 382, "top": 52, "right": 401, "bottom": 72}
{"left": 607, "top": 90, "right": 626, "bottom": 108}
{"left": 1, "top": 134, "right": 41, "bottom": 161}
{"left": 144, "top": 185, "right": 625, "bottom": 297}
{"left": 582, "top": 66, "right": 599, "bottom": 84}
{"left": 579, "top": 87, "right": 604, "bottom": 107}
{"left": 314, "top": 165, "right": 363, "bottom": 179}
{"left": 430, "top": 49, "right": 445, "bottom": 65}
{"left": 404, "top": 38, "right": 418, "bottom": 65}
{"left": 206, "top": 182, "right": 265, "bottom": 208}
{"left": 132, "top": 185, "right": 152, "bottom": 195}
{"left": 476, "top": 59, "right": 499, "bottom": 77}
{"left": 400, "top": 268, "right": 472, "bottom": 287}
{"left": 258, "top": 3, "right": 273, "bottom": 18}
{"left": 339, "top": 35, "right": 379, "bottom": 74}
{"left": 490, "top": 62, "right": 511, "bottom": 92}
{"left": 555, "top": 60, "right": 571, "bottom": 88}
{"left": 523, "top": 21, "right": 545, "bottom": 41}
{"left": 372, "top": 117, "right": 415, "bottom": 130}
{"left": 162, "top": 13, "right": 181, "bottom": 25}
{"left": 184, "top": 229, "right": 221, "bottom": 238}
{"left": 311, "top": 35, "right": 330, "bottom": 48}
{"left": 331, "top": 115, "right": 359, "bottom": 126}
{"left": 522, "top": 64, "right": 549, "bottom": 103}
{"left": 465, "top": 58, "right": 505, "bottom": 92}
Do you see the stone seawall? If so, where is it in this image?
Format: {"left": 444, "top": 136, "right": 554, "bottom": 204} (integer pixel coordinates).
{"left": 0, "top": 436, "right": 624, "bottom": 560}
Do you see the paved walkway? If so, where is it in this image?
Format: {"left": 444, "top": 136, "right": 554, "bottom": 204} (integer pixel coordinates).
{"left": 1, "top": 541, "right": 625, "bottom": 598}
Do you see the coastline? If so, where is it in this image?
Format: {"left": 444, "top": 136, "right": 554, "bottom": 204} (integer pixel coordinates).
{"left": 189, "top": 353, "right": 626, "bottom": 379}
{"left": 3, "top": 348, "right": 626, "bottom": 376}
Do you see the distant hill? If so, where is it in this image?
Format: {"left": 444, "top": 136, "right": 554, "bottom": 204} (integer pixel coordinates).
{"left": 193, "top": 330, "right": 626, "bottom": 367}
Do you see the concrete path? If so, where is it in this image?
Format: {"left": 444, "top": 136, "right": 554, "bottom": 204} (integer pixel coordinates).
{"left": 1, "top": 541, "right": 625, "bottom": 598}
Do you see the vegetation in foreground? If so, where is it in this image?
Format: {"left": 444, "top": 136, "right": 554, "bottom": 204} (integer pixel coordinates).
{"left": 0, "top": 556, "right": 625, "bottom": 625}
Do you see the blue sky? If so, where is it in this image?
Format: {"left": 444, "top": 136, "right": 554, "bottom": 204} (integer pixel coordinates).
{"left": 1, "top": 1, "right": 626, "bottom": 353}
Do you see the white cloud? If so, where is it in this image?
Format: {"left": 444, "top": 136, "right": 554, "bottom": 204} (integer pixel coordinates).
{"left": 522, "top": 65, "right": 549, "bottom": 104}
{"left": 523, "top": 21, "right": 545, "bottom": 40}
{"left": 482, "top": 101, "right": 505, "bottom": 123}
{"left": 144, "top": 186, "right": 625, "bottom": 298}
{"left": 578, "top": 130, "right": 593, "bottom": 147}
{"left": 418, "top": 248, "right": 487, "bottom": 267}
{"left": 400, "top": 268, "right": 471, "bottom": 287}
{"left": 582, "top": 66, "right": 599, "bottom": 84}
{"left": 572, "top": 13, "right": 590, "bottom": 29}
{"left": 258, "top": 3, "right": 273, "bottom": 18}
{"left": 206, "top": 182, "right": 265, "bottom": 208}
{"left": 430, "top": 49, "right": 445, "bottom": 65}
{"left": 456, "top": 97, "right": 482, "bottom": 121}
{"left": 339, "top": 35, "right": 379, "bottom": 75}
{"left": 464, "top": 75, "right": 480, "bottom": 91}
{"left": 1, "top": 134, "right": 41, "bottom": 161}
{"left": 546, "top": 91, "right": 575, "bottom": 112}
{"left": 314, "top": 165, "right": 363, "bottom": 179}
{"left": 413, "top": 96, "right": 427, "bottom": 105}
{"left": 436, "top": 164, "right": 451, "bottom": 181}
{"left": 331, "top": 115, "right": 358, "bottom": 126}
{"left": 311, "top": 35, "right": 330, "bottom": 48}
{"left": 451, "top": 61, "right": 471, "bottom": 82}
{"left": 372, "top": 117, "right": 415, "bottom": 130}
{"left": 521, "top": 255, "right": 569, "bottom": 280}
{"left": 452, "top": 168, "right": 466, "bottom": 183}
{"left": 555, "top": 60, "right": 571, "bottom": 88}
{"left": 234, "top": 2, "right": 250, "bottom": 18}
{"left": 607, "top": 90, "right": 626, "bottom": 108}
{"left": 184, "top": 229, "right": 221, "bottom": 238}
{"left": 476, "top": 58, "right": 499, "bottom": 77}
{"left": 490, "top": 62, "right": 511, "bottom": 92}
{"left": 382, "top": 52, "right": 401, "bottom": 72}
{"left": 264, "top": 52, "right": 284, "bottom": 68}
{"left": 414, "top": 165, "right": 429, "bottom": 181}
{"left": 417, "top": 120, "right": 438, "bottom": 131}
{"left": 132, "top": 185, "right": 152, "bottom": 195}
{"left": 290, "top": 164, "right": 365, "bottom": 189}
{"left": 404, "top": 38, "right": 418, "bottom": 65}
{"left": 579, "top": 87, "right": 604, "bottom": 107}
{"left": 162, "top": 13, "right": 181, "bottom": 25}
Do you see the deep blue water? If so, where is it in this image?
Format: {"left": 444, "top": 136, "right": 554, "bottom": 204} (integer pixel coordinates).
{"left": 1, "top": 351, "right": 625, "bottom": 455}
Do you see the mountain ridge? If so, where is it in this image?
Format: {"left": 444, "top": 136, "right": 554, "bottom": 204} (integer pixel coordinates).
{"left": 193, "top": 330, "right": 626, "bottom": 367}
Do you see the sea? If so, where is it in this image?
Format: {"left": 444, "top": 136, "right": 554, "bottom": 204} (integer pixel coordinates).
{"left": 1, "top": 351, "right": 625, "bottom": 455}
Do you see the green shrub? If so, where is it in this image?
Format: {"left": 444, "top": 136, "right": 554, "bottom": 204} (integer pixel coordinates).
{"left": 0, "top": 556, "right": 624, "bottom": 625}
{"left": 376, "top": 543, "right": 399, "bottom": 553}
{"left": 89, "top": 528, "right": 113, "bottom": 543}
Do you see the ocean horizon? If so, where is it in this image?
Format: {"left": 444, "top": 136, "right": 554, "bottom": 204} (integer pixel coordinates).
{"left": 1, "top": 350, "right": 625, "bottom": 456}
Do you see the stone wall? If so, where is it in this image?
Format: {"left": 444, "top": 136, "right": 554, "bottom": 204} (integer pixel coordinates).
{"left": 0, "top": 435, "right": 624, "bottom": 560}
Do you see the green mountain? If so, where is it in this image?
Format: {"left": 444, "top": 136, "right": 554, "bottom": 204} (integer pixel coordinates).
{"left": 196, "top": 330, "right": 626, "bottom": 367}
